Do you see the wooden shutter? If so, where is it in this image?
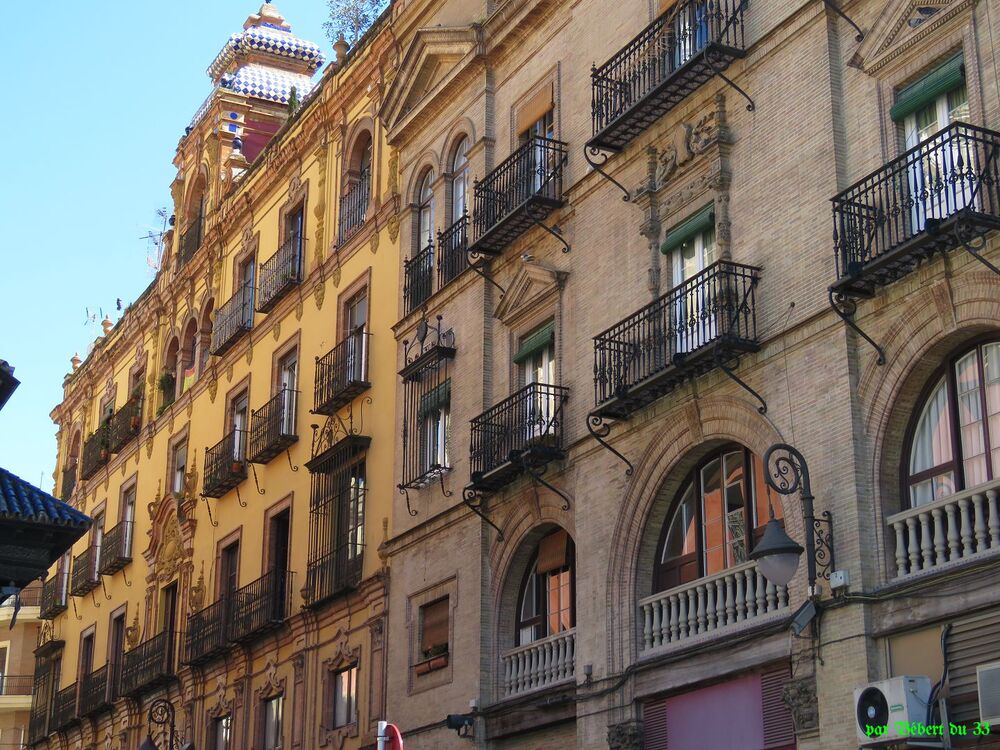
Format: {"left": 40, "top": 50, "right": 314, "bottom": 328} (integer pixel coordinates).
{"left": 516, "top": 82, "right": 554, "bottom": 136}
{"left": 420, "top": 598, "right": 449, "bottom": 653}
{"left": 948, "top": 608, "right": 1000, "bottom": 723}
{"left": 761, "top": 666, "right": 795, "bottom": 749}
{"left": 643, "top": 697, "right": 668, "bottom": 749}
{"left": 536, "top": 530, "right": 569, "bottom": 574}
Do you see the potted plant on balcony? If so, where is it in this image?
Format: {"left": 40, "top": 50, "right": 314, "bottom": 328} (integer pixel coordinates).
{"left": 414, "top": 643, "right": 449, "bottom": 675}
{"left": 231, "top": 459, "right": 243, "bottom": 475}
{"left": 157, "top": 372, "right": 176, "bottom": 416}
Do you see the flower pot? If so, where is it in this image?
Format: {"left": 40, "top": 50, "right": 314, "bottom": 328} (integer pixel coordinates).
{"left": 414, "top": 660, "right": 432, "bottom": 676}
{"left": 231, "top": 461, "right": 243, "bottom": 474}
{"left": 130, "top": 415, "right": 141, "bottom": 430}
{"left": 99, "top": 449, "right": 109, "bottom": 461}
{"left": 429, "top": 654, "right": 448, "bottom": 671}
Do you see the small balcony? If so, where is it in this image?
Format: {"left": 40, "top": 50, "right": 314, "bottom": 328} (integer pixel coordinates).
{"left": 202, "top": 429, "right": 247, "bottom": 499}
{"left": 229, "top": 569, "right": 292, "bottom": 643}
{"left": 313, "top": 330, "right": 370, "bottom": 416}
{"left": 831, "top": 122, "right": 1000, "bottom": 298}
{"left": 438, "top": 214, "right": 469, "bottom": 288}
{"left": 592, "top": 260, "right": 761, "bottom": 420}
{"left": 183, "top": 597, "right": 230, "bottom": 666}
{"left": 79, "top": 425, "right": 110, "bottom": 480}
{"left": 209, "top": 282, "right": 254, "bottom": 357}
{"left": 305, "top": 545, "right": 363, "bottom": 608}
{"left": 638, "top": 560, "right": 789, "bottom": 652}
{"left": 501, "top": 629, "right": 575, "bottom": 698}
{"left": 468, "top": 136, "right": 568, "bottom": 256}
{"left": 51, "top": 683, "right": 77, "bottom": 730}
{"left": 70, "top": 546, "right": 99, "bottom": 597}
{"left": 78, "top": 666, "right": 111, "bottom": 717}
{"left": 98, "top": 521, "right": 133, "bottom": 576}
{"left": 60, "top": 461, "right": 77, "bottom": 501}
{"left": 248, "top": 389, "right": 299, "bottom": 464}
{"left": 0, "top": 674, "right": 33, "bottom": 697}
{"left": 39, "top": 573, "right": 68, "bottom": 620}
{"left": 120, "top": 631, "right": 175, "bottom": 697}
{"left": 107, "top": 397, "right": 142, "bottom": 455}
{"left": 338, "top": 168, "right": 371, "bottom": 245}
{"left": 257, "top": 234, "right": 304, "bottom": 313}
{"left": 588, "top": 0, "right": 747, "bottom": 153}
{"left": 469, "top": 382, "right": 570, "bottom": 493}
{"left": 404, "top": 239, "right": 434, "bottom": 315}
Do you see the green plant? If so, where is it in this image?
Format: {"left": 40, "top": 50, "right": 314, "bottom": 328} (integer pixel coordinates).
{"left": 422, "top": 643, "right": 448, "bottom": 660}
{"left": 158, "top": 372, "right": 175, "bottom": 394}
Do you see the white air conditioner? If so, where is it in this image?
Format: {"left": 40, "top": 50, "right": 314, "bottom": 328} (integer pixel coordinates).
{"left": 978, "top": 661, "right": 1000, "bottom": 726}
{"left": 854, "top": 676, "right": 933, "bottom": 746}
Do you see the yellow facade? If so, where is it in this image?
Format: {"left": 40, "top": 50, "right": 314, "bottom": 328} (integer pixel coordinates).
{"left": 35, "top": 5, "right": 398, "bottom": 749}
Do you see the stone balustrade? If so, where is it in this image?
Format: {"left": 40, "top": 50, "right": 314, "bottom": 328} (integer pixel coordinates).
{"left": 501, "top": 628, "right": 575, "bottom": 697}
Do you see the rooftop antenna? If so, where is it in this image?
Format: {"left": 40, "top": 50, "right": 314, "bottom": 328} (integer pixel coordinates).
{"left": 140, "top": 207, "right": 171, "bottom": 276}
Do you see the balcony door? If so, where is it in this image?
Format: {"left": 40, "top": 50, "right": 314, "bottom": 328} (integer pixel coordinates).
{"left": 92, "top": 513, "right": 104, "bottom": 578}
{"left": 121, "top": 485, "right": 136, "bottom": 558}
{"left": 674, "top": 1, "right": 711, "bottom": 69}
{"left": 519, "top": 324, "right": 556, "bottom": 444}
{"left": 239, "top": 257, "right": 256, "bottom": 328}
{"left": 230, "top": 391, "right": 249, "bottom": 463}
{"left": 220, "top": 543, "right": 240, "bottom": 603}
{"left": 269, "top": 510, "right": 291, "bottom": 615}
{"left": 671, "top": 225, "right": 717, "bottom": 355}
{"left": 520, "top": 109, "right": 555, "bottom": 196}
{"left": 109, "top": 613, "right": 125, "bottom": 692}
{"left": 161, "top": 582, "right": 178, "bottom": 667}
{"left": 343, "top": 288, "right": 368, "bottom": 383}
{"left": 278, "top": 351, "right": 298, "bottom": 436}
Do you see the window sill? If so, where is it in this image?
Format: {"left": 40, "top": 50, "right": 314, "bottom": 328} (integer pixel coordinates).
{"left": 413, "top": 653, "right": 449, "bottom": 675}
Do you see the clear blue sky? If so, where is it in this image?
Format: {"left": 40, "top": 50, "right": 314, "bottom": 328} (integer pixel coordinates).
{"left": 0, "top": 1, "right": 334, "bottom": 493}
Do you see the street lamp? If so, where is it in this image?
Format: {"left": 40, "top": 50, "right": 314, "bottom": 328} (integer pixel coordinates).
{"left": 141, "top": 698, "right": 193, "bottom": 750}
{"left": 750, "top": 443, "right": 834, "bottom": 596}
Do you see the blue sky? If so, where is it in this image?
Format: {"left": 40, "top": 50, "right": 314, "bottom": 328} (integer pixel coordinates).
{"left": 0, "top": 1, "right": 333, "bottom": 492}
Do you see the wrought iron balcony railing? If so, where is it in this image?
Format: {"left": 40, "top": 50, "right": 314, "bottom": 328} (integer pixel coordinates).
{"left": 592, "top": 260, "right": 761, "bottom": 420}
{"left": 107, "top": 397, "right": 142, "bottom": 455}
{"left": 305, "top": 545, "right": 363, "bottom": 608}
{"left": 60, "top": 461, "right": 77, "bottom": 501}
{"left": 39, "top": 572, "right": 68, "bottom": 620}
{"left": 98, "top": 521, "right": 132, "bottom": 576}
{"left": 51, "top": 683, "right": 77, "bottom": 730}
{"left": 0, "top": 674, "right": 32, "bottom": 696}
{"left": 469, "top": 382, "right": 570, "bottom": 492}
{"left": 438, "top": 214, "right": 469, "bottom": 288}
{"left": 202, "top": 429, "right": 247, "bottom": 498}
{"left": 120, "top": 631, "right": 175, "bottom": 697}
{"left": 70, "top": 546, "right": 99, "bottom": 597}
{"left": 79, "top": 424, "right": 110, "bottom": 480}
{"left": 248, "top": 389, "right": 298, "bottom": 464}
{"left": 588, "top": 0, "right": 747, "bottom": 153}
{"left": 179, "top": 219, "right": 202, "bottom": 266}
{"left": 338, "top": 168, "right": 371, "bottom": 245}
{"left": 229, "top": 569, "right": 292, "bottom": 643}
{"left": 78, "top": 666, "right": 110, "bottom": 717}
{"left": 28, "top": 698, "right": 49, "bottom": 745}
{"left": 210, "top": 281, "right": 254, "bottom": 356}
{"left": 469, "top": 136, "right": 568, "bottom": 256}
{"left": 257, "top": 234, "right": 304, "bottom": 313}
{"left": 314, "top": 329, "right": 371, "bottom": 415}
{"left": 6, "top": 583, "right": 41, "bottom": 608}
{"left": 404, "top": 240, "right": 434, "bottom": 314}
{"left": 183, "top": 597, "right": 230, "bottom": 666}
{"left": 831, "top": 122, "right": 1000, "bottom": 298}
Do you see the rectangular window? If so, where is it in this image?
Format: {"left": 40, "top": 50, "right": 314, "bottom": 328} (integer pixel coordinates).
{"left": 121, "top": 484, "right": 136, "bottom": 556}
{"left": 79, "top": 633, "right": 94, "bottom": 678}
{"left": 287, "top": 205, "right": 304, "bottom": 262}
{"left": 419, "top": 598, "right": 449, "bottom": 659}
{"left": 220, "top": 542, "right": 240, "bottom": 600}
{"left": 109, "top": 613, "right": 125, "bottom": 685}
{"left": 171, "top": 440, "right": 188, "bottom": 496}
{"left": 419, "top": 380, "right": 450, "bottom": 474}
{"left": 239, "top": 256, "right": 256, "bottom": 326}
{"left": 230, "top": 389, "right": 249, "bottom": 461}
{"left": 343, "top": 287, "right": 368, "bottom": 338}
{"left": 277, "top": 350, "right": 298, "bottom": 435}
{"left": 92, "top": 512, "right": 104, "bottom": 574}
{"left": 332, "top": 665, "right": 357, "bottom": 728}
{"left": 212, "top": 715, "right": 232, "bottom": 750}
{"left": 262, "top": 695, "right": 283, "bottom": 750}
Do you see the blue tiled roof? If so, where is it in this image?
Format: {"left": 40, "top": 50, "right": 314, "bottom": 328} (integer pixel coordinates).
{"left": 0, "top": 466, "right": 91, "bottom": 529}
{"left": 220, "top": 64, "right": 316, "bottom": 106}
{"left": 209, "top": 25, "right": 324, "bottom": 81}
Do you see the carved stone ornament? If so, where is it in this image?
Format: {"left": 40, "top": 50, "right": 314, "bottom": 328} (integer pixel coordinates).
{"left": 387, "top": 149, "right": 399, "bottom": 195}
{"left": 155, "top": 509, "right": 187, "bottom": 582}
{"left": 655, "top": 99, "right": 725, "bottom": 190}
{"left": 387, "top": 213, "right": 400, "bottom": 243}
{"left": 782, "top": 676, "right": 820, "bottom": 734}
{"left": 273, "top": 320, "right": 281, "bottom": 341}
{"left": 208, "top": 372, "right": 219, "bottom": 403}
{"left": 369, "top": 231, "right": 379, "bottom": 255}
{"left": 125, "top": 609, "right": 141, "bottom": 649}
{"left": 208, "top": 676, "right": 232, "bottom": 719}
{"left": 607, "top": 720, "right": 643, "bottom": 750}
{"left": 316, "top": 277, "right": 327, "bottom": 309}
{"left": 255, "top": 657, "right": 286, "bottom": 701}
{"left": 189, "top": 562, "right": 206, "bottom": 613}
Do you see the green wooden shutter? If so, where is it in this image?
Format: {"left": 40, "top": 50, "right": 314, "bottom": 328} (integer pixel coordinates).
{"left": 890, "top": 53, "right": 965, "bottom": 123}
{"left": 513, "top": 321, "right": 555, "bottom": 364}
{"left": 660, "top": 204, "right": 715, "bottom": 255}
{"left": 417, "top": 380, "right": 451, "bottom": 419}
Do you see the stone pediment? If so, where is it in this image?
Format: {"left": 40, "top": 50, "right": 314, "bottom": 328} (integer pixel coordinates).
{"left": 493, "top": 264, "right": 565, "bottom": 324}
{"left": 380, "top": 26, "right": 480, "bottom": 140}
{"left": 851, "top": 0, "right": 975, "bottom": 73}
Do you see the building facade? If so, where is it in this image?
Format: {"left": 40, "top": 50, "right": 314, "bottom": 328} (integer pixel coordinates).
{"left": 32, "top": 5, "right": 399, "bottom": 749}
{"left": 0, "top": 584, "right": 42, "bottom": 750}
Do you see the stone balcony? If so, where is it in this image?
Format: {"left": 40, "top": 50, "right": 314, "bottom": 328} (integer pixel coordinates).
{"left": 501, "top": 628, "right": 576, "bottom": 699}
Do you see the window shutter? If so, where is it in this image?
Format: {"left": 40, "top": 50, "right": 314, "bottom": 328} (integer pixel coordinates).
{"left": 536, "top": 530, "right": 569, "bottom": 574}
{"left": 420, "top": 598, "right": 449, "bottom": 654}
{"left": 890, "top": 53, "right": 965, "bottom": 123}
{"left": 660, "top": 205, "right": 715, "bottom": 255}
{"left": 418, "top": 380, "right": 451, "bottom": 419}
{"left": 761, "top": 666, "right": 795, "bottom": 749}
{"left": 643, "top": 697, "right": 668, "bottom": 749}
{"left": 513, "top": 321, "right": 555, "bottom": 364}
{"left": 516, "top": 82, "right": 554, "bottom": 136}
{"left": 947, "top": 608, "right": 1000, "bottom": 723}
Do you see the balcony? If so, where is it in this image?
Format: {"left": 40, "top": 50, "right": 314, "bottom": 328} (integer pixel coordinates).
{"left": 60, "top": 461, "right": 77, "bottom": 501}
{"left": 469, "top": 382, "right": 570, "bottom": 493}
{"left": 248, "top": 389, "right": 298, "bottom": 464}
{"left": 39, "top": 573, "right": 68, "bottom": 620}
{"left": 313, "top": 330, "right": 370, "bottom": 415}
{"left": 588, "top": 0, "right": 747, "bottom": 153}
{"left": 107, "top": 397, "right": 142, "bottom": 455}
{"left": 305, "top": 545, "right": 363, "bottom": 608}
{"left": 51, "top": 683, "right": 77, "bottom": 730}
{"left": 202, "top": 429, "right": 247, "bottom": 499}
{"left": 209, "top": 281, "right": 253, "bottom": 357}
{"left": 831, "top": 122, "right": 1000, "bottom": 298}
{"left": 592, "top": 260, "right": 760, "bottom": 420}
{"left": 404, "top": 239, "right": 434, "bottom": 314}
{"left": 179, "top": 219, "right": 202, "bottom": 266}
{"left": 3, "top": 582, "right": 41, "bottom": 610}
{"left": 120, "top": 631, "right": 175, "bottom": 697}
{"left": 468, "top": 136, "right": 567, "bottom": 256}
{"left": 0, "top": 674, "right": 32, "bottom": 697}
{"left": 338, "top": 168, "right": 371, "bottom": 245}
{"left": 28, "top": 700, "right": 48, "bottom": 745}
{"left": 639, "top": 561, "right": 789, "bottom": 652}
{"left": 78, "top": 666, "right": 110, "bottom": 717}
{"left": 257, "top": 235, "right": 304, "bottom": 313}
{"left": 501, "top": 629, "right": 575, "bottom": 698}
{"left": 79, "top": 425, "right": 110, "bottom": 480}
{"left": 229, "top": 569, "right": 292, "bottom": 643}
{"left": 70, "top": 546, "right": 98, "bottom": 597}
{"left": 98, "top": 521, "right": 133, "bottom": 576}
{"left": 438, "top": 214, "right": 469, "bottom": 288}
{"left": 183, "top": 597, "right": 230, "bottom": 666}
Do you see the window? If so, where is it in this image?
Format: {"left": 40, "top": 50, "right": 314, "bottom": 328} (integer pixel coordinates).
{"left": 419, "top": 597, "right": 449, "bottom": 660}
{"left": 212, "top": 715, "right": 232, "bottom": 750}
{"left": 230, "top": 389, "right": 249, "bottom": 462}
{"left": 346, "top": 465, "right": 366, "bottom": 562}
{"left": 906, "top": 340, "right": 1000, "bottom": 506}
{"left": 419, "top": 380, "right": 450, "bottom": 475}
{"left": 171, "top": 439, "right": 188, "bottom": 496}
{"left": 92, "top": 512, "right": 104, "bottom": 574}
{"left": 286, "top": 204, "right": 304, "bottom": 259}
{"left": 120, "top": 484, "right": 136, "bottom": 556}
{"left": 343, "top": 287, "right": 368, "bottom": 338}
{"left": 416, "top": 170, "right": 435, "bottom": 248}
{"left": 239, "top": 256, "right": 256, "bottom": 327}
{"left": 343, "top": 287, "right": 369, "bottom": 383}
{"left": 109, "top": 613, "right": 125, "bottom": 684}
{"left": 79, "top": 633, "right": 94, "bottom": 679}
{"left": 517, "top": 530, "right": 575, "bottom": 646}
{"left": 451, "top": 138, "right": 470, "bottom": 221}
{"left": 220, "top": 541, "right": 240, "bottom": 601}
{"left": 653, "top": 445, "right": 780, "bottom": 592}
{"left": 277, "top": 349, "right": 298, "bottom": 436}
{"left": 262, "top": 695, "right": 283, "bottom": 750}
{"left": 180, "top": 319, "right": 199, "bottom": 393}
{"left": 332, "top": 665, "right": 357, "bottom": 728}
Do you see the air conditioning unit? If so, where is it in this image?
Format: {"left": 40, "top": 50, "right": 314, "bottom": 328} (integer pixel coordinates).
{"left": 854, "top": 676, "right": 933, "bottom": 745}
{"left": 978, "top": 661, "right": 1000, "bottom": 726}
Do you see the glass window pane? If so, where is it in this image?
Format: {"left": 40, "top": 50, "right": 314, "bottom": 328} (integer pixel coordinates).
{"left": 947, "top": 85, "right": 969, "bottom": 123}
{"left": 750, "top": 451, "right": 782, "bottom": 529}
{"left": 723, "top": 451, "right": 747, "bottom": 565}
{"left": 333, "top": 667, "right": 356, "bottom": 728}
{"left": 984, "top": 343, "right": 1000, "bottom": 477}
{"left": 955, "top": 351, "right": 988, "bottom": 487}
{"left": 909, "top": 375, "right": 954, "bottom": 472}
{"left": 701, "top": 458, "right": 725, "bottom": 575}
{"left": 662, "top": 485, "right": 697, "bottom": 562}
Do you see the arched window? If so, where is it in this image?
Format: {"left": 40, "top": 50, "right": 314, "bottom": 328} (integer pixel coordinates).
{"left": 198, "top": 300, "right": 214, "bottom": 375}
{"left": 654, "top": 445, "right": 781, "bottom": 593}
{"left": 162, "top": 337, "right": 180, "bottom": 407}
{"left": 450, "top": 137, "right": 470, "bottom": 222}
{"left": 416, "top": 170, "right": 435, "bottom": 248}
{"left": 905, "top": 339, "right": 1000, "bottom": 506}
{"left": 516, "top": 529, "right": 575, "bottom": 646}
{"left": 179, "top": 320, "right": 198, "bottom": 393}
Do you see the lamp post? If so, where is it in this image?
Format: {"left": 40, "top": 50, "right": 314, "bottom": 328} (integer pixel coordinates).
{"left": 750, "top": 443, "right": 834, "bottom": 596}
{"left": 139, "top": 697, "right": 190, "bottom": 750}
